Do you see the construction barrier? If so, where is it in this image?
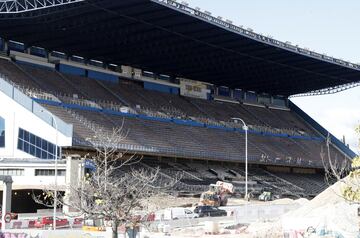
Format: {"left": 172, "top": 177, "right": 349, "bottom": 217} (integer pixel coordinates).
{"left": 4, "top": 218, "right": 84, "bottom": 230}
{"left": 234, "top": 203, "right": 300, "bottom": 223}
{"left": 0, "top": 230, "right": 108, "bottom": 238}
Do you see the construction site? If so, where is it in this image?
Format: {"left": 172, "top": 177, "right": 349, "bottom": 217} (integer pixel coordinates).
{"left": 0, "top": 0, "right": 359, "bottom": 237}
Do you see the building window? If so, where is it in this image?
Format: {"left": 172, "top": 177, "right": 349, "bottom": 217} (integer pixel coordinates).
{"left": 0, "top": 169, "right": 24, "bottom": 176}
{"left": 17, "top": 128, "right": 60, "bottom": 159}
{"left": 35, "top": 169, "right": 65, "bottom": 176}
{"left": 0, "top": 116, "right": 5, "bottom": 148}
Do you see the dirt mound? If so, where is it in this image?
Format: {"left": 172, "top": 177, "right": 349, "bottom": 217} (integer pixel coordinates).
{"left": 282, "top": 177, "right": 359, "bottom": 238}
{"left": 287, "top": 177, "right": 353, "bottom": 217}
{"left": 294, "top": 198, "right": 309, "bottom": 206}
{"left": 270, "top": 198, "right": 295, "bottom": 205}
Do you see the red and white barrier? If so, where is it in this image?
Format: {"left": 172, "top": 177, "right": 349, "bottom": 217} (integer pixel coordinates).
{"left": 5, "top": 217, "right": 83, "bottom": 230}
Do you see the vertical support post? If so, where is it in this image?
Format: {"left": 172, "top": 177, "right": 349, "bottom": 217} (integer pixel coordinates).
{"left": 53, "top": 126, "right": 58, "bottom": 230}
{"left": 40, "top": 109, "right": 59, "bottom": 230}
{"left": 25, "top": 45, "right": 30, "bottom": 54}
{"left": 245, "top": 125, "right": 248, "bottom": 200}
{"left": 4, "top": 41, "right": 8, "bottom": 54}
{"left": 1, "top": 177, "right": 13, "bottom": 232}
{"left": 62, "top": 156, "right": 81, "bottom": 214}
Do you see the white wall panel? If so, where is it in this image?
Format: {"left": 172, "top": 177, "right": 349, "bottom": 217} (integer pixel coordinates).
{"left": 0, "top": 91, "right": 72, "bottom": 159}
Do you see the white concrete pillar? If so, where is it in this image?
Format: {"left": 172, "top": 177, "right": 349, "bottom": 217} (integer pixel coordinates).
{"left": 62, "top": 156, "right": 81, "bottom": 215}
{"left": 3, "top": 41, "right": 8, "bottom": 53}
{"left": 1, "top": 176, "right": 12, "bottom": 231}
{"left": 2, "top": 182, "right": 12, "bottom": 213}
{"left": 25, "top": 46, "right": 30, "bottom": 54}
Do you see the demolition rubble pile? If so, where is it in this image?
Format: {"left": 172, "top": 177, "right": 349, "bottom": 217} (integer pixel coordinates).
{"left": 280, "top": 177, "right": 359, "bottom": 237}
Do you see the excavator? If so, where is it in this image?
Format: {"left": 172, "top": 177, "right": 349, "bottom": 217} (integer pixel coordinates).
{"left": 199, "top": 181, "right": 234, "bottom": 206}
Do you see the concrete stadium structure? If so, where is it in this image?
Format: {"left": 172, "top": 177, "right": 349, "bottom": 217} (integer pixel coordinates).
{"left": 0, "top": 0, "right": 358, "bottom": 213}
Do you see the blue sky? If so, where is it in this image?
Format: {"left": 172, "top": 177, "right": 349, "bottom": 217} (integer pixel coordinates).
{"left": 186, "top": 0, "right": 360, "bottom": 152}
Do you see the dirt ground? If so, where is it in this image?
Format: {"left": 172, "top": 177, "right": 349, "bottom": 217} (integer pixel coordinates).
{"left": 144, "top": 177, "right": 360, "bottom": 238}
{"left": 145, "top": 195, "right": 306, "bottom": 210}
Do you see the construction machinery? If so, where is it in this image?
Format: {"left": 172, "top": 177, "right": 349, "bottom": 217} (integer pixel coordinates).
{"left": 199, "top": 181, "right": 234, "bottom": 206}
{"left": 258, "top": 191, "right": 273, "bottom": 201}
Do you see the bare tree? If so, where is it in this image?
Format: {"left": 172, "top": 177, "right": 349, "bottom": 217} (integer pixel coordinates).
{"left": 321, "top": 128, "right": 360, "bottom": 203}
{"left": 321, "top": 134, "right": 349, "bottom": 184}
{"left": 34, "top": 127, "right": 181, "bottom": 238}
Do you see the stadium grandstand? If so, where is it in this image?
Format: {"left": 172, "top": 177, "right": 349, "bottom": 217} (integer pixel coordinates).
{"left": 0, "top": 0, "right": 358, "bottom": 213}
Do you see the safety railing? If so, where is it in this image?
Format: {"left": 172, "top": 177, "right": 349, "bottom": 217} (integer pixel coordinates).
{"left": 87, "top": 143, "right": 324, "bottom": 168}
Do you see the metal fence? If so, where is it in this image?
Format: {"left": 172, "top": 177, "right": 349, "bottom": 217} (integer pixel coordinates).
{"left": 73, "top": 137, "right": 323, "bottom": 168}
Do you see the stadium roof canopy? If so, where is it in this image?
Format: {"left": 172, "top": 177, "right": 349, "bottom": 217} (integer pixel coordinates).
{"left": 0, "top": 0, "right": 359, "bottom": 96}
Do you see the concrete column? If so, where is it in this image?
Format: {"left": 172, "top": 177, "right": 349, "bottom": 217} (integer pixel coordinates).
{"left": 25, "top": 46, "right": 30, "bottom": 54}
{"left": 1, "top": 176, "right": 12, "bottom": 231}
{"left": 2, "top": 182, "right": 12, "bottom": 213}
{"left": 45, "top": 50, "right": 50, "bottom": 62}
{"left": 3, "top": 41, "right": 8, "bottom": 53}
{"left": 62, "top": 156, "right": 81, "bottom": 215}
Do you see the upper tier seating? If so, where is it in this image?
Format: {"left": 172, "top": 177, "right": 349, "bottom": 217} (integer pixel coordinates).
{"left": 0, "top": 59, "right": 40, "bottom": 89}
{"left": 0, "top": 59, "right": 346, "bottom": 167}
{"left": 3, "top": 60, "right": 313, "bottom": 134}
{"left": 61, "top": 74, "right": 121, "bottom": 102}
{"left": 18, "top": 63, "right": 82, "bottom": 96}
{"left": 103, "top": 80, "right": 201, "bottom": 118}
{"left": 0, "top": 58, "right": 344, "bottom": 198}
{"left": 43, "top": 106, "right": 326, "bottom": 166}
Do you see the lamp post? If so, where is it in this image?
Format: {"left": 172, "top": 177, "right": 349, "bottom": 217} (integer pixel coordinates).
{"left": 41, "top": 110, "right": 59, "bottom": 230}
{"left": 231, "top": 117, "right": 248, "bottom": 199}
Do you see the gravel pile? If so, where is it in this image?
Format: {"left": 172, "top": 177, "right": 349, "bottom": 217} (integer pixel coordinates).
{"left": 282, "top": 177, "right": 359, "bottom": 238}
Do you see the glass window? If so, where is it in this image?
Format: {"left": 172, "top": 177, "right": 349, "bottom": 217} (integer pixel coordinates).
{"left": 24, "top": 130, "right": 29, "bottom": 141}
{"left": 41, "top": 150, "right": 47, "bottom": 159}
{"left": 48, "top": 143, "right": 54, "bottom": 155}
{"left": 30, "top": 134, "right": 36, "bottom": 145}
{"left": 36, "top": 148, "right": 41, "bottom": 158}
{"left": 58, "top": 170, "right": 66, "bottom": 176}
{"left": 0, "top": 116, "right": 5, "bottom": 147}
{"left": 17, "top": 138, "right": 23, "bottom": 150}
{"left": 41, "top": 140, "right": 48, "bottom": 151}
{"left": 30, "top": 146, "right": 35, "bottom": 156}
{"left": 19, "top": 128, "right": 24, "bottom": 138}
{"left": 35, "top": 169, "right": 62, "bottom": 176}
{"left": 24, "top": 142, "right": 29, "bottom": 153}
{"left": 36, "top": 137, "right": 41, "bottom": 147}
{"left": 0, "top": 169, "right": 24, "bottom": 176}
{"left": 17, "top": 128, "right": 60, "bottom": 159}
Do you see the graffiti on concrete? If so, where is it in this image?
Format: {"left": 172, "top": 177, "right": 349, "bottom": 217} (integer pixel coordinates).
{"left": 0, "top": 233, "right": 40, "bottom": 238}
{"left": 0, "top": 232, "right": 106, "bottom": 238}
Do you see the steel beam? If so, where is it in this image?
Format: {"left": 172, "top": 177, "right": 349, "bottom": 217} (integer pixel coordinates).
{"left": 0, "top": 0, "right": 84, "bottom": 13}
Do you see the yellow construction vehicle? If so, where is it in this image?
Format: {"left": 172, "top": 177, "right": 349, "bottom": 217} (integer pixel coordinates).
{"left": 199, "top": 181, "right": 234, "bottom": 206}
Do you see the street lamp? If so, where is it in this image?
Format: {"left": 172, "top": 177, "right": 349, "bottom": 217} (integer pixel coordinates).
{"left": 41, "top": 109, "right": 59, "bottom": 230}
{"left": 231, "top": 117, "right": 248, "bottom": 199}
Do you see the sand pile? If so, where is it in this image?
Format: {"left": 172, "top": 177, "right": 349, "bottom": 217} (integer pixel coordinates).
{"left": 246, "top": 220, "right": 283, "bottom": 238}
{"left": 282, "top": 177, "right": 359, "bottom": 238}
{"left": 294, "top": 197, "right": 309, "bottom": 206}
{"left": 270, "top": 198, "right": 295, "bottom": 205}
{"left": 286, "top": 176, "right": 356, "bottom": 217}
